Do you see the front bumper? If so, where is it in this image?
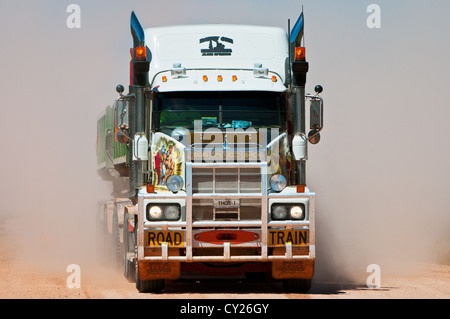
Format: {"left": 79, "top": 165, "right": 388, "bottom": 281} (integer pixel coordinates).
{"left": 136, "top": 163, "right": 316, "bottom": 279}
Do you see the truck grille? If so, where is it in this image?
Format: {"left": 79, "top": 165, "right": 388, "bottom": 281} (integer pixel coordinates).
{"left": 192, "top": 167, "right": 261, "bottom": 194}
{"left": 192, "top": 198, "right": 262, "bottom": 221}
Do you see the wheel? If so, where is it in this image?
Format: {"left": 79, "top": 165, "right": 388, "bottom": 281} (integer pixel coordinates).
{"left": 282, "top": 278, "right": 312, "bottom": 293}
{"left": 135, "top": 264, "right": 165, "bottom": 293}
{"left": 123, "top": 212, "right": 136, "bottom": 282}
{"left": 132, "top": 214, "right": 164, "bottom": 293}
{"left": 136, "top": 277, "right": 165, "bottom": 293}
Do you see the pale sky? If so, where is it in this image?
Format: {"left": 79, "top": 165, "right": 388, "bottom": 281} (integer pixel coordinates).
{"left": 0, "top": 0, "right": 449, "bottom": 280}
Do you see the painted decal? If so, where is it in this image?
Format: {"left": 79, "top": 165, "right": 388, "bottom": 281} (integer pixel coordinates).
{"left": 152, "top": 133, "right": 184, "bottom": 190}
{"left": 200, "top": 36, "right": 233, "bottom": 56}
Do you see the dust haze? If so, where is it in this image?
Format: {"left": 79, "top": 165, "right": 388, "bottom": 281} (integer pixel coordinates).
{"left": 0, "top": 0, "right": 449, "bottom": 288}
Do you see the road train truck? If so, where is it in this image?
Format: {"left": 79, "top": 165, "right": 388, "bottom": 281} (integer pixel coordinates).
{"left": 96, "top": 10, "right": 325, "bottom": 293}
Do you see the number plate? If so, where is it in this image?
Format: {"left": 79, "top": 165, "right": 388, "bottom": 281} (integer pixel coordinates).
{"left": 269, "top": 230, "right": 308, "bottom": 246}
{"left": 145, "top": 231, "right": 185, "bottom": 247}
{"left": 214, "top": 199, "right": 240, "bottom": 209}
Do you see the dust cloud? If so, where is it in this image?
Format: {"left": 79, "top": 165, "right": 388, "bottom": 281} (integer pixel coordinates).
{"left": 0, "top": 1, "right": 118, "bottom": 278}
{"left": 305, "top": 1, "right": 450, "bottom": 284}
{"left": 0, "top": 0, "right": 449, "bottom": 291}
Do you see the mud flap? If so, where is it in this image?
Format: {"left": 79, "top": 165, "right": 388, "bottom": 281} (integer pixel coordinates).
{"left": 138, "top": 261, "right": 180, "bottom": 280}
{"left": 271, "top": 259, "right": 315, "bottom": 279}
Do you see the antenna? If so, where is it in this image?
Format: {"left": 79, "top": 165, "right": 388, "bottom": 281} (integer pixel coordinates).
{"left": 302, "top": 5, "right": 305, "bottom": 47}
{"left": 288, "top": 18, "right": 292, "bottom": 87}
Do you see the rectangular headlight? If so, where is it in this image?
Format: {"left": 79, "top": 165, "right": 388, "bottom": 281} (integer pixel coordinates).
{"left": 146, "top": 204, "right": 181, "bottom": 221}
{"left": 271, "top": 203, "right": 305, "bottom": 221}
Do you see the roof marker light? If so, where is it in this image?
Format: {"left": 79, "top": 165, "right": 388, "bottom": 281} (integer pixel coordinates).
{"left": 217, "top": 75, "right": 223, "bottom": 82}
{"left": 203, "top": 75, "right": 208, "bottom": 82}
{"left": 272, "top": 76, "right": 277, "bottom": 82}
{"left": 232, "top": 75, "right": 238, "bottom": 82}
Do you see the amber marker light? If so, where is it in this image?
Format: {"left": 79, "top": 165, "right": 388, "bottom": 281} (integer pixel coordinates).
{"left": 294, "top": 47, "right": 306, "bottom": 61}
{"left": 135, "top": 46, "right": 147, "bottom": 60}
{"left": 217, "top": 75, "right": 223, "bottom": 82}
{"left": 297, "top": 185, "right": 305, "bottom": 193}
{"left": 232, "top": 75, "right": 238, "bottom": 82}
{"left": 272, "top": 76, "right": 277, "bottom": 82}
{"left": 147, "top": 184, "right": 155, "bottom": 193}
{"left": 203, "top": 75, "right": 208, "bottom": 82}
{"left": 162, "top": 76, "right": 167, "bottom": 82}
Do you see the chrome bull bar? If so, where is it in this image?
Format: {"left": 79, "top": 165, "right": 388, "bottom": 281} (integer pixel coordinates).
{"left": 136, "top": 162, "right": 316, "bottom": 263}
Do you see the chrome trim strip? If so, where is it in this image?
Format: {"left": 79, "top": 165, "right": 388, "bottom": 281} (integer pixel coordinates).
{"left": 186, "top": 162, "right": 193, "bottom": 261}
{"left": 142, "top": 254, "right": 314, "bottom": 262}
{"left": 261, "top": 162, "right": 268, "bottom": 260}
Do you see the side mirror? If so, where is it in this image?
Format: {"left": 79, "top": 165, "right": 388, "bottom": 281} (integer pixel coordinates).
{"left": 115, "top": 99, "right": 130, "bottom": 144}
{"left": 306, "top": 85, "right": 324, "bottom": 144}
{"left": 116, "top": 99, "right": 129, "bottom": 129}
{"left": 310, "top": 99, "right": 322, "bottom": 131}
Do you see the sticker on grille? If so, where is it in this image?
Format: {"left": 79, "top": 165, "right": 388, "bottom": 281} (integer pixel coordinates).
{"left": 193, "top": 198, "right": 262, "bottom": 221}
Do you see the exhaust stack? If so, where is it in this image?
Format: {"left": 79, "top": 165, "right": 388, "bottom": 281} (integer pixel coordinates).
{"left": 290, "top": 12, "right": 309, "bottom": 186}
{"left": 128, "top": 11, "right": 151, "bottom": 196}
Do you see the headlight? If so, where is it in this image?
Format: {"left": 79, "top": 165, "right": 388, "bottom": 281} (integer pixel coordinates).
{"left": 289, "top": 205, "right": 304, "bottom": 219}
{"left": 166, "top": 175, "right": 183, "bottom": 193}
{"left": 271, "top": 205, "right": 288, "bottom": 220}
{"left": 147, "top": 204, "right": 181, "bottom": 221}
{"left": 148, "top": 206, "right": 162, "bottom": 219}
{"left": 164, "top": 205, "right": 180, "bottom": 220}
{"left": 270, "top": 174, "right": 287, "bottom": 192}
{"left": 271, "top": 203, "right": 306, "bottom": 220}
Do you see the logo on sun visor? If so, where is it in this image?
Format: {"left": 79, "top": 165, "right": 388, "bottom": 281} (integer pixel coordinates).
{"left": 200, "top": 36, "right": 233, "bottom": 56}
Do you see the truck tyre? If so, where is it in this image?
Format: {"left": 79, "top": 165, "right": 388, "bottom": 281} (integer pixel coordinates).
{"left": 135, "top": 269, "right": 165, "bottom": 293}
{"left": 123, "top": 212, "right": 136, "bottom": 282}
{"left": 282, "top": 278, "right": 312, "bottom": 293}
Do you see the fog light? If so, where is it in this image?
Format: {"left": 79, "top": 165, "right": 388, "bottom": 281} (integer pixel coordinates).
{"left": 270, "top": 174, "right": 287, "bottom": 192}
{"left": 166, "top": 175, "right": 183, "bottom": 193}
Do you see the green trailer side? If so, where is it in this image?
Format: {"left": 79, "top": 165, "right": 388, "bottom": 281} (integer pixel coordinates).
{"left": 97, "top": 104, "right": 129, "bottom": 181}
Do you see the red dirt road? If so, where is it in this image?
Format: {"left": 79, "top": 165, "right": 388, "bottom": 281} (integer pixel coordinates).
{"left": 0, "top": 218, "right": 449, "bottom": 299}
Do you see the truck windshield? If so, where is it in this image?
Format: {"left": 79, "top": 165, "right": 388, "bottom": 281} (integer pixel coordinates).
{"left": 153, "top": 91, "right": 286, "bottom": 134}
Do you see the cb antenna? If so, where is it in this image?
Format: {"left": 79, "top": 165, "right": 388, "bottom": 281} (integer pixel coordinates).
{"left": 288, "top": 18, "right": 291, "bottom": 87}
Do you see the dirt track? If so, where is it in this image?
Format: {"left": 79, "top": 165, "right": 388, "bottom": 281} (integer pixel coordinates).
{"left": 0, "top": 218, "right": 449, "bottom": 300}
